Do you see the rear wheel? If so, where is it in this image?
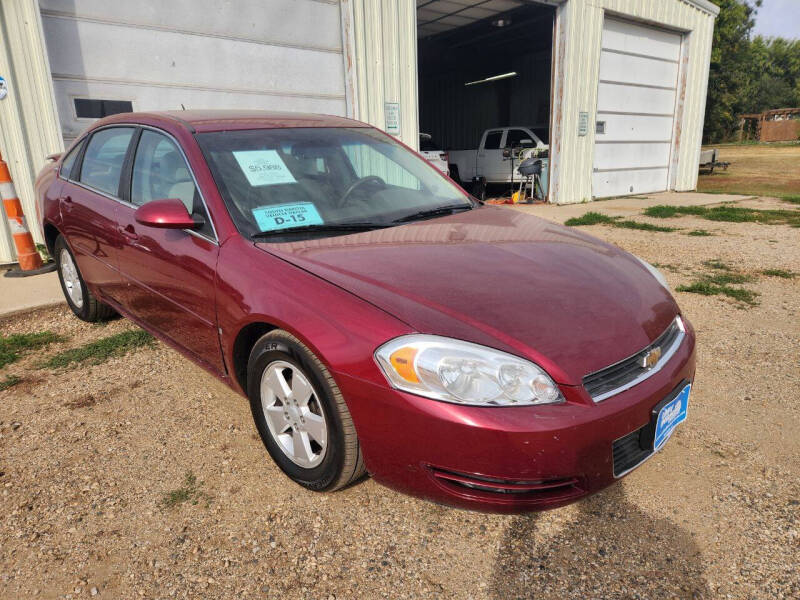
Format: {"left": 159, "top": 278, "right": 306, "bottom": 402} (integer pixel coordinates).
{"left": 247, "top": 330, "right": 365, "bottom": 491}
{"left": 55, "top": 235, "right": 115, "bottom": 322}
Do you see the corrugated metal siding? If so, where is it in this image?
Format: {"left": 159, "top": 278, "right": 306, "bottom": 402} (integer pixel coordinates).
{"left": 0, "top": 0, "right": 63, "bottom": 263}
{"left": 552, "top": 0, "right": 715, "bottom": 203}
{"left": 39, "top": 0, "right": 348, "bottom": 143}
{"left": 348, "top": 0, "right": 418, "bottom": 149}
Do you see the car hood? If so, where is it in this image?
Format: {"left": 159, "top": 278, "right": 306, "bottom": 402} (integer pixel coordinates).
{"left": 256, "top": 206, "right": 679, "bottom": 385}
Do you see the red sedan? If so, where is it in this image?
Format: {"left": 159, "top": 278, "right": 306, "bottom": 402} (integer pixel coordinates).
{"left": 35, "top": 111, "right": 695, "bottom": 513}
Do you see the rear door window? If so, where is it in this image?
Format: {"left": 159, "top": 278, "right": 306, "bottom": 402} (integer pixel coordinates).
{"left": 60, "top": 140, "right": 84, "bottom": 180}
{"left": 506, "top": 129, "right": 537, "bottom": 149}
{"left": 79, "top": 127, "right": 135, "bottom": 196}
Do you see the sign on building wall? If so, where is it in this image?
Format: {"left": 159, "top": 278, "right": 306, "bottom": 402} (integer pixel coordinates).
{"left": 384, "top": 102, "right": 400, "bottom": 135}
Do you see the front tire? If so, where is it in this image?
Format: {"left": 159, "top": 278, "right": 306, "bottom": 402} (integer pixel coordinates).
{"left": 247, "top": 330, "right": 365, "bottom": 491}
{"left": 54, "top": 235, "right": 115, "bottom": 322}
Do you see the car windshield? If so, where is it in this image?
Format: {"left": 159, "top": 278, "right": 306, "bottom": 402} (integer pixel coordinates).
{"left": 197, "top": 127, "right": 471, "bottom": 239}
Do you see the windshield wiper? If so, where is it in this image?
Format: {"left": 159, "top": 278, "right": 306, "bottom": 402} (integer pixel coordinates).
{"left": 391, "top": 204, "right": 473, "bottom": 224}
{"left": 251, "top": 222, "right": 389, "bottom": 239}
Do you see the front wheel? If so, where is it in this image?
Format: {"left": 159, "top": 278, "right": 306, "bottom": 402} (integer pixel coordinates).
{"left": 247, "top": 330, "right": 366, "bottom": 491}
{"left": 54, "top": 235, "right": 115, "bottom": 322}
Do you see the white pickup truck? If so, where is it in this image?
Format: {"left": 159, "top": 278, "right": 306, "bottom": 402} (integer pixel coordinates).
{"left": 448, "top": 126, "right": 548, "bottom": 186}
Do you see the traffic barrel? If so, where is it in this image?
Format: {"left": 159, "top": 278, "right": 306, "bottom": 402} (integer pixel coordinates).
{"left": 0, "top": 151, "right": 43, "bottom": 271}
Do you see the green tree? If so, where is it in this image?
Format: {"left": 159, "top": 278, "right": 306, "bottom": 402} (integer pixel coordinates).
{"left": 704, "top": 0, "right": 761, "bottom": 143}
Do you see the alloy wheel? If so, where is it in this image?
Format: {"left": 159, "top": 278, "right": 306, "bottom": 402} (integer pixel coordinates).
{"left": 60, "top": 248, "right": 83, "bottom": 309}
{"left": 260, "top": 360, "right": 328, "bottom": 468}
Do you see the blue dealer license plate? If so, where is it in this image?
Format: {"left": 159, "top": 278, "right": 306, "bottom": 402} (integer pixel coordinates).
{"left": 653, "top": 383, "right": 690, "bottom": 451}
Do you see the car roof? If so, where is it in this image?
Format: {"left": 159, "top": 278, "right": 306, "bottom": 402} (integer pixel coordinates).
{"left": 95, "top": 110, "right": 370, "bottom": 133}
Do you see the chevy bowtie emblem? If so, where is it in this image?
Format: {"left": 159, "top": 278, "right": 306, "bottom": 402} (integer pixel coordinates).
{"left": 640, "top": 346, "right": 662, "bottom": 369}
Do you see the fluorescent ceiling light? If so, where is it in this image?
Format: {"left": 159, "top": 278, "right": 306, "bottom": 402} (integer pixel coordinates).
{"left": 464, "top": 72, "right": 518, "bottom": 86}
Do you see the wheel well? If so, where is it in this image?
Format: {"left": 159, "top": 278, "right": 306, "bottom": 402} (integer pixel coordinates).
{"left": 43, "top": 223, "right": 60, "bottom": 256}
{"left": 232, "top": 322, "right": 278, "bottom": 392}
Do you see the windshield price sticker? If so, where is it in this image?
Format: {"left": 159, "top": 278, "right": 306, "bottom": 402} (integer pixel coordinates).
{"left": 233, "top": 150, "right": 297, "bottom": 187}
{"left": 252, "top": 202, "right": 323, "bottom": 232}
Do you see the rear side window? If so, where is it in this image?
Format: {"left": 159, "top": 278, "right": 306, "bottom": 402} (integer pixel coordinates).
{"left": 506, "top": 129, "right": 536, "bottom": 149}
{"left": 60, "top": 140, "right": 83, "bottom": 179}
{"left": 483, "top": 131, "right": 503, "bottom": 150}
{"left": 79, "top": 127, "right": 135, "bottom": 196}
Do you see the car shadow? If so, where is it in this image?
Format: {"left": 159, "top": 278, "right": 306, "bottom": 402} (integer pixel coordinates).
{"left": 490, "top": 484, "right": 710, "bottom": 599}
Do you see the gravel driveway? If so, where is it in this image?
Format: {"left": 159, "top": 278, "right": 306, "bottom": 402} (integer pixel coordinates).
{"left": 1, "top": 197, "right": 798, "bottom": 599}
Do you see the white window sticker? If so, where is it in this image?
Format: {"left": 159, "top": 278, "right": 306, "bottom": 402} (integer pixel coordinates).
{"left": 252, "top": 202, "right": 323, "bottom": 232}
{"left": 233, "top": 150, "right": 297, "bottom": 187}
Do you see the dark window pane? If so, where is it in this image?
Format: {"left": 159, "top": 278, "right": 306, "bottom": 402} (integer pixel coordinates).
{"left": 532, "top": 128, "right": 549, "bottom": 144}
{"left": 484, "top": 131, "right": 503, "bottom": 150}
{"left": 506, "top": 129, "right": 536, "bottom": 148}
{"left": 60, "top": 140, "right": 83, "bottom": 179}
{"left": 419, "top": 135, "right": 440, "bottom": 151}
{"left": 79, "top": 127, "right": 135, "bottom": 196}
{"left": 74, "top": 99, "right": 133, "bottom": 119}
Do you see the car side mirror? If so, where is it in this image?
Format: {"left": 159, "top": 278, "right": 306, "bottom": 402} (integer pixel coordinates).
{"left": 134, "top": 198, "right": 202, "bottom": 230}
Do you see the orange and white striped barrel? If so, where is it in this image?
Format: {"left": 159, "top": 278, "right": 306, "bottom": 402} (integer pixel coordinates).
{"left": 0, "top": 152, "right": 43, "bottom": 271}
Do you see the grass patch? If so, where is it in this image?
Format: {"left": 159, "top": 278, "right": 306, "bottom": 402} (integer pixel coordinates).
{"left": 0, "top": 374, "right": 22, "bottom": 391}
{"left": 35, "top": 243, "right": 51, "bottom": 263}
{"left": 160, "top": 471, "right": 209, "bottom": 509}
{"left": 687, "top": 229, "right": 714, "bottom": 236}
{"left": 0, "top": 331, "right": 65, "bottom": 368}
{"left": 644, "top": 204, "right": 800, "bottom": 226}
{"left": 702, "top": 272, "right": 753, "bottom": 285}
{"left": 761, "top": 269, "right": 796, "bottom": 279}
{"left": 564, "top": 212, "right": 617, "bottom": 226}
{"left": 643, "top": 205, "right": 709, "bottom": 218}
{"left": 565, "top": 212, "right": 676, "bottom": 232}
{"left": 651, "top": 262, "right": 680, "bottom": 273}
{"left": 781, "top": 195, "right": 800, "bottom": 205}
{"left": 702, "top": 259, "right": 732, "bottom": 271}
{"left": 675, "top": 282, "right": 760, "bottom": 306}
{"left": 42, "top": 329, "right": 153, "bottom": 369}
{"left": 615, "top": 220, "right": 677, "bottom": 232}
{"left": 677, "top": 261, "right": 760, "bottom": 307}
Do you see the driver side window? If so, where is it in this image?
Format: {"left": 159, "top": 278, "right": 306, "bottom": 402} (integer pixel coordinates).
{"left": 131, "top": 130, "right": 213, "bottom": 237}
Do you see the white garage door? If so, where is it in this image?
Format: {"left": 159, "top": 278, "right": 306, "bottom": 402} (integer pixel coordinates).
{"left": 40, "top": 0, "right": 348, "bottom": 143}
{"left": 593, "top": 18, "right": 682, "bottom": 198}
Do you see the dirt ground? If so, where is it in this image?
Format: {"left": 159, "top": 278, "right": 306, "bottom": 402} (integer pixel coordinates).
{"left": 1, "top": 197, "right": 799, "bottom": 599}
{"left": 698, "top": 143, "right": 800, "bottom": 198}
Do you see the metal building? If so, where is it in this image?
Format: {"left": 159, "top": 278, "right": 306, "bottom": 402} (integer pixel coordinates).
{"left": 0, "top": 0, "right": 717, "bottom": 264}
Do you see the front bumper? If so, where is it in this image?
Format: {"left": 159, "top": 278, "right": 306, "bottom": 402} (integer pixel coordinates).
{"left": 336, "top": 320, "right": 696, "bottom": 513}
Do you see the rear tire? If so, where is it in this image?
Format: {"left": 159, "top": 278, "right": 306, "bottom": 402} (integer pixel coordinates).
{"left": 247, "top": 329, "right": 365, "bottom": 491}
{"left": 55, "top": 235, "right": 115, "bottom": 322}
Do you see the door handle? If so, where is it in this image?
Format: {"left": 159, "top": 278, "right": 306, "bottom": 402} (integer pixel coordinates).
{"left": 118, "top": 224, "right": 139, "bottom": 241}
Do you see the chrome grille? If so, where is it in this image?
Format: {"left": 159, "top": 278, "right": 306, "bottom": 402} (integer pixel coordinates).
{"left": 583, "top": 316, "right": 685, "bottom": 403}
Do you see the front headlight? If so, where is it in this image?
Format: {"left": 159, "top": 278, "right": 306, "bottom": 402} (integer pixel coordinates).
{"left": 634, "top": 255, "right": 669, "bottom": 290}
{"left": 374, "top": 335, "right": 564, "bottom": 407}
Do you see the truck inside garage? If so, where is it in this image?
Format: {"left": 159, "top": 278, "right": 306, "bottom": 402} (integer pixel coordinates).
{"left": 416, "top": 1, "right": 555, "bottom": 200}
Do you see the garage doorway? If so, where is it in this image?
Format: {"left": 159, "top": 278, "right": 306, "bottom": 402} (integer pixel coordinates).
{"left": 592, "top": 17, "right": 684, "bottom": 198}
{"left": 416, "top": 1, "right": 556, "bottom": 200}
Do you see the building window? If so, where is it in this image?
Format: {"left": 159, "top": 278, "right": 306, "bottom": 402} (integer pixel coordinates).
{"left": 74, "top": 98, "right": 133, "bottom": 119}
